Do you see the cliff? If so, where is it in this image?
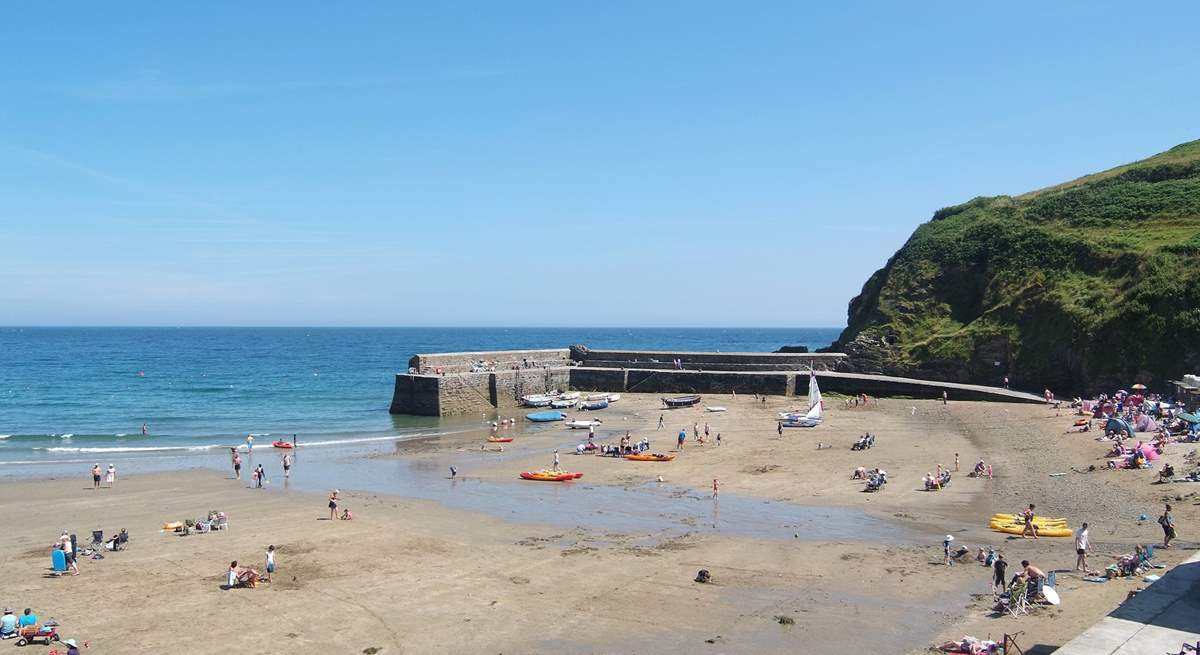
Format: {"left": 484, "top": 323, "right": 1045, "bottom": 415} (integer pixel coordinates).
{"left": 831, "top": 139, "right": 1200, "bottom": 394}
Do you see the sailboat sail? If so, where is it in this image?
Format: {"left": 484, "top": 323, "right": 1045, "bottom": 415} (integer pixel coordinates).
{"left": 805, "top": 372, "right": 823, "bottom": 422}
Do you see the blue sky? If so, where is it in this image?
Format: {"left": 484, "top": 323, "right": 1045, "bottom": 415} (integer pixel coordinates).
{"left": 2, "top": 2, "right": 1197, "bottom": 327}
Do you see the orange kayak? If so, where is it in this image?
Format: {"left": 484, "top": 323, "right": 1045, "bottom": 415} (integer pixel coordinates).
{"left": 624, "top": 453, "right": 675, "bottom": 462}
{"left": 272, "top": 441, "right": 294, "bottom": 449}
{"left": 487, "top": 436, "right": 514, "bottom": 443}
{"left": 519, "top": 470, "right": 583, "bottom": 482}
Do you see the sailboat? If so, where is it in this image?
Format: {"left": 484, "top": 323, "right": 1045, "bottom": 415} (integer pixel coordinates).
{"left": 779, "top": 372, "right": 823, "bottom": 428}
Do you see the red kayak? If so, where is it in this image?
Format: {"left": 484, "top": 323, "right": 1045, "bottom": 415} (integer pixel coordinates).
{"left": 272, "top": 441, "right": 294, "bottom": 449}
{"left": 487, "top": 436, "right": 514, "bottom": 443}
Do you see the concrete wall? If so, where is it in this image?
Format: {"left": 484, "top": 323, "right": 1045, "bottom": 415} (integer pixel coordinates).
{"left": 574, "top": 348, "right": 846, "bottom": 371}
{"left": 569, "top": 367, "right": 627, "bottom": 392}
{"left": 389, "top": 374, "right": 442, "bottom": 415}
{"left": 624, "top": 369, "right": 792, "bottom": 395}
{"left": 409, "top": 349, "right": 571, "bottom": 375}
{"left": 491, "top": 368, "right": 571, "bottom": 409}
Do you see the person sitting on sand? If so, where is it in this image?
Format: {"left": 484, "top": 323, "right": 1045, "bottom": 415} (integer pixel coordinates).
{"left": 851, "top": 466, "right": 866, "bottom": 480}
{"left": 1, "top": 608, "right": 17, "bottom": 639}
{"left": 1159, "top": 463, "right": 1175, "bottom": 482}
{"left": 17, "top": 608, "right": 37, "bottom": 628}
{"left": 340, "top": 509, "right": 353, "bottom": 520}
{"left": 973, "top": 460, "right": 986, "bottom": 476}
{"left": 228, "top": 560, "right": 261, "bottom": 588}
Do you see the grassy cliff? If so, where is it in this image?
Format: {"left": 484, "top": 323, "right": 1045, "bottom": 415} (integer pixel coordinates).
{"left": 832, "top": 140, "right": 1200, "bottom": 394}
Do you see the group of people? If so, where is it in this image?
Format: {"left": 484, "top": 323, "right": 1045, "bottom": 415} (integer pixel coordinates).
{"left": 0, "top": 608, "right": 80, "bottom": 653}
{"left": 226, "top": 545, "right": 276, "bottom": 589}
{"left": 230, "top": 447, "right": 294, "bottom": 486}
{"left": 89, "top": 463, "right": 116, "bottom": 490}
{"left": 923, "top": 469, "right": 952, "bottom": 491}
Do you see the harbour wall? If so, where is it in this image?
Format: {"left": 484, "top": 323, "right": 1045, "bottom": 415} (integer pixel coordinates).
{"left": 390, "top": 348, "right": 1044, "bottom": 416}
{"left": 408, "top": 349, "right": 571, "bottom": 375}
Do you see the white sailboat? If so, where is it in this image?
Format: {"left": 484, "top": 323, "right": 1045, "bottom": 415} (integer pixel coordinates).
{"left": 780, "top": 372, "right": 822, "bottom": 427}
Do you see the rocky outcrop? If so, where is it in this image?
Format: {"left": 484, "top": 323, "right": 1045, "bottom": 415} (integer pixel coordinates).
{"left": 832, "top": 140, "right": 1200, "bottom": 395}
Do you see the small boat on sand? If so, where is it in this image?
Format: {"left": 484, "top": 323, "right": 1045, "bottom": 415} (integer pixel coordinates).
{"left": 520, "top": 470, "right": 583, "bottom": 482}
{"left": 578, "top": 399, "right": 609, "bottom": 411}
{"left": 566, "top": 420, "right": 602, "bottom": 429}
{"left": 550, "top": 398, "right": 576, "bottom": 408}
{"left": 663, "top": 395, "right": 702, "bottom": 408}
{"left": 704, "top": 406, "right": 727, "bottom": 412}
{"left": 487, "top": 436, "right": 514, "bottom": 443}
{"left": 624, "top": 453, "right": 675, "bottom": 461}
{"left": 586, "top": 393, "right": 611, "bottom": 401}
{"left": 559, "top": 391, "right": 581, "bottom": 401}
{"left": 522, "top": 394, "right": 553, "bottom": 407}
{"left": 606, "top": 393, "right": 621, "bottom": 402}
{"left": 526, "top": 411, "right": 566, "bottom": 422}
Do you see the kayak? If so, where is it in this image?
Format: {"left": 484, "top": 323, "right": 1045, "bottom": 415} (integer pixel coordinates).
{"left": 272, "top": 441, "right": 294, "bottom": 449}
{"left": 624, "top": 453, "right": 675, "bottom": 462}
{"left": 519, "top": 470, "right": 583, "bottom": 482}
{"left": 990, "top": 524, "right": 1072, "bottom": 538}
{"left": 991, "top": 514, "right": 1068, "bottom": 525}
{"left": 487, "top": 436, "right": 514, "bottom": 443}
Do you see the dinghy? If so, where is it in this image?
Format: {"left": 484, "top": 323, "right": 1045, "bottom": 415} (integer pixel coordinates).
{"left": 663, "top": 395, "right": 702, "bottom": 408}
{"left": 566, "top": 420, "right": 602, "bottom": 429}
{"left": 526, "top": 410, "right": 566, "bottom": 422}
{"left": 779, "top": 373, "right": 823, "bottom": 427}
{"left": 522, "top": 394, "right": 553, "bottom": 407}
{"left": 705, "top": 406, "right": 727, "bottom": 412}
{"left": 578, "top": 399, "right": 609, "bottom": 411}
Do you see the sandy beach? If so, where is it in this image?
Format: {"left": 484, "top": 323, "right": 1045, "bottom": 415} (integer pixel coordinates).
{"left": 2, "top": 394, "right": 1193, "bottom": 653}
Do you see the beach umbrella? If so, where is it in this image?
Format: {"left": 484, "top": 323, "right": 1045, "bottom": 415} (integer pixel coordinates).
{"left": 1131, "top": 383, "right": 1147, "bottom": 390}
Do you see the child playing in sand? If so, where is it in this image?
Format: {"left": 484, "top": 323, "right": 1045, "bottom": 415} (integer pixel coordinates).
{"left": 265, "top": 545, "right": 276, "bottom": 582}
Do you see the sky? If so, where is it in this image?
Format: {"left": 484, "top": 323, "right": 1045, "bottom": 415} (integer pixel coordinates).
{"left": 1, "top": 2, "right": 1198, "bottom": 327}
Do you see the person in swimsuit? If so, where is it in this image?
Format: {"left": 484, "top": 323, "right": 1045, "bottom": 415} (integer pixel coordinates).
{"left": 1022, "top": 504, "right": 1039, "bottom": 539}
{"left": 329, "top": 490, "right": 339, "bottom": 520}
{"left": 282, "top": 453, "right": 291, "bottom": 478}
{"left": 91, "top": 464, "right": 101, "bottom": 490}
{"left": 232, "top": 450, "right": 242, "bottom": 481}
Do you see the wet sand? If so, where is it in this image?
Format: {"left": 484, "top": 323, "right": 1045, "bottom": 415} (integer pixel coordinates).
{"left": 0, "top": 394, "right": 1194, "bottom": 653}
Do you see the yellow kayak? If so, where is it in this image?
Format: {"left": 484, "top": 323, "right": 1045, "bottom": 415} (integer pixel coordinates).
{"left": 989, "top": 523, "right": 1071, "bottom": 538}
{"left": 992, "top": 514, "right": 1068, "bottom": 525}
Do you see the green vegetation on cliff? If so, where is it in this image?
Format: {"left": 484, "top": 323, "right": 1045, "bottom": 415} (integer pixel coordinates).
{"left": 833, "top": 140, "right": 1200, "bottom": 394}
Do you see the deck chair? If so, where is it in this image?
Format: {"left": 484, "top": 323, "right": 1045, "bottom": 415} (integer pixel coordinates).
{"left": 90, "top": 530, "right": 104, "bottom": 549}
{"left": 1006, "top": 579, "right": 1030, "bottom": 616}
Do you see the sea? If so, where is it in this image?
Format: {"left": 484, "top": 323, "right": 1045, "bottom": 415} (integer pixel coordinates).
{"left": 0, "top": 327, "right": 839, "bottom": 470}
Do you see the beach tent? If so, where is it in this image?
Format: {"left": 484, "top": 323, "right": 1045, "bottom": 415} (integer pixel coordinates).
{"left": 1134, "top": 414, "right": 1159, "bottom": 432}
{"left": 1104, "top": 418, "right": 1135, "bottom": 436}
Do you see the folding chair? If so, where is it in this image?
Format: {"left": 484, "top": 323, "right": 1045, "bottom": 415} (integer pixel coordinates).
{"left": 1006, "top": 579, "right": 1029, "bottom": 617}
{"left": 90, "top": 530, "right": 104, "bottom": 549}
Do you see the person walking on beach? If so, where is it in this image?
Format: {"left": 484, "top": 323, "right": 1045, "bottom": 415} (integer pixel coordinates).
{"left": 777, "top": 422, "right": 783, "bottom": 437}
{"left": 954, "top": 453, "right": 960, "bottom": 473}
{"left": 1022, "top": 504, "right": 1039, "bottom": 539}
{"left": 704, "top": 423, "right": 710, "bottom": 441}
{"left": 677, "top": 429, "right": 686, "bottom": 450}
{"left": 1160, "top": 503, "right": 1176, "bottom": 548}
{"left": 106, "top": 463, "right": 116, "bottom": 487}
{"left": 693, "top": 423, "right": 699, "bottom": 441}
{"left": 246, "top": 434, "right": 254, "bottom": 453}
{"left": 657, "top": 415, "right": 664, "bottom": 430}
{"left": 91, "top": 463, "right": 102, "bottom": 490}
{"left": 942, "top": 390, "right": 948, "bottom": 404}
{"left": 712, "top": 478, "right": 720, "bottom": 498}
{"left": 328, "top": 490, "right": 339, "bottom": 519}
{"left": 552, "top": 449, "right": 560, "bottom": 472}
{"left": 992, "top": 553, "right": 1007, "bottom": 594}
{"left": 265, "top": 545, "right": 276, "bottom": 583}
{"left": 292, "top": 433, "right": 297, "bottom": 448}
{"left": 716, "top": 432, "right": 721, "bottom": 447}
{"left": 254, "top": 464, "right": 266, "bottom": 488}
{"left": 282, "top": 453, "right": 292, "bottom": 479}
{"left": 232, "top": 450, "right": 242, "bottom": 481}
{"left": 1075, "top": 522, "right": 1090, "bottom": 571}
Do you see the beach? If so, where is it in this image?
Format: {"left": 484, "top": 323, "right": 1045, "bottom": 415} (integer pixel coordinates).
{"left": 2, "top": 394, "right": 1192, "bottom": 653}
